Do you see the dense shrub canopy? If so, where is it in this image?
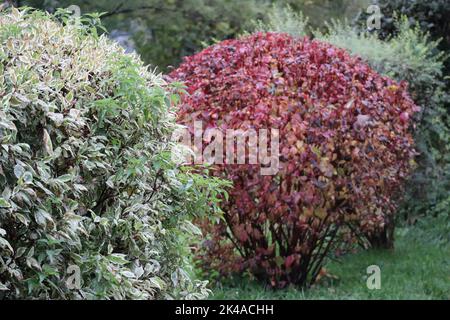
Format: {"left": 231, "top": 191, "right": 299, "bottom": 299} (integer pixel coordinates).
{"left": 0, "top": 8, "right": 217, "bottom": 299}
{"left": 316, "top": 18, "right": 450, "bottom": 221}
{"left": 171, "top": 32, "right": 418, "bottom": 286}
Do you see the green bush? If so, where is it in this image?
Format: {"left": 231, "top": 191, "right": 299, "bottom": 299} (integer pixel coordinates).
{"left": 246, "top": 7, "right": 449, "bottom": 234}
{"left": 315, "top": 17, "right": 450, "bottom": 221}
{"left": 0, "top": 8, "right": 225, "bottom": 299}
{"left": 20, "top": 1, "right": 371, "bottom": 70}
{"left": 20, "top": 0, "right": 269, "bottom": 71}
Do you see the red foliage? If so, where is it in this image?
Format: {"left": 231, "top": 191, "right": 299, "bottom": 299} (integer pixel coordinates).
{"left": 169, "top": 33, "right": 418, "bottom": 287}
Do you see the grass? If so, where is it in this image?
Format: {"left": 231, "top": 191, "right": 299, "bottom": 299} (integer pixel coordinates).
{"left": 209, "top": 215, "right": 450, "bottom": 300}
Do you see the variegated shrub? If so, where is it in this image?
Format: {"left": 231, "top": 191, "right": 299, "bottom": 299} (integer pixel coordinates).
{"left": 0, "top": 8, "right": 224, "bottom": 299}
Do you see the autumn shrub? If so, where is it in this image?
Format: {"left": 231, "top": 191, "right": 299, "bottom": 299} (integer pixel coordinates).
{"left": 170, "top": 32, "right": 418, "bottom": 287}
{"left": 315, "top": 17, "right": 450, "bottom": 225}
{"left": 24, "top": 0, "right": 269, "bottom": 71}
{"left": 255, "top": 8, "right": 450, "bottom": 242}
{"left": 0, "top": 8, "right": 227, "bottom": 299}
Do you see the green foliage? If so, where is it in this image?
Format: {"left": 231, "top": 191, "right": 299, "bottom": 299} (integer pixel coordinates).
{"left": 354, "top": 0, "right": 450, "bottom": 73}
{"left": 134, "top": 0, "right": 268, "bottom": 70}
{"left": 21, "top": 0, "right": 268, "bottom": 71}
{"left": 250, "top": 4, "right": 309, "bottom": 38}
{"left": 315, "top": 17, "right": 450, "bottom": 221}
{"left": 0, "top": 8, "right": 227, "bottom": 299}
{"left": 280, "top": 0, "right": 371, "bottom": 31}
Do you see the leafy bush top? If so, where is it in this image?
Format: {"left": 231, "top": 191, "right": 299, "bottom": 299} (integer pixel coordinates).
{"left": 0, "top": 8, "right": 222, "bottom": 299}
{"left": 170, "top": 32, "right": 418, "bottom": 286}
{"left": 250, "top": 4, "right": 309, "bottom": 38}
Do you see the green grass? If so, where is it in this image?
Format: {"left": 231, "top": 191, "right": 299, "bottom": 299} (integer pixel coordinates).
{"left": 210, "top": 215, "right": 450, "bottom": 300}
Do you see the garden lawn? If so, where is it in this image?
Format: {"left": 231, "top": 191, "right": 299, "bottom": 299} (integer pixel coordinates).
{"left": 210, "top": 216, "right": 450, "bottom": 300}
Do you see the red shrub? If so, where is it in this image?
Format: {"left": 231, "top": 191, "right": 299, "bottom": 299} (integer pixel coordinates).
{"left": 169, "top": 33, "right": 418, "bottom": 287}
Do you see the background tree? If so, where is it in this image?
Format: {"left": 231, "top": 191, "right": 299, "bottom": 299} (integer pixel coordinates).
{"left": 354, "top": 0, "right": 450, "bottom": 74}
{"left": 13, "top": 0, "right": 374, "bottom": 71}
{"left": 16, "top": 0, "right": 268, "bottom": 71}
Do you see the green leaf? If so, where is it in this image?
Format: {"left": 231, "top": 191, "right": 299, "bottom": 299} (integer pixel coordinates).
{"left": 57, "top": 174, "right": 73, "bottom": 183}
{"left": 0, "top": 198, "right": 11, "bottom": 208}
{"left": 0, "top": 283, "right": 9, "bottom": 291}
{"left": 34, "top": 209, "right": 53, "bottom": 228}
{"left": 15, "top": 247, "right": 26, "bottom": 259}
{"left": 107, "top": 254, "right": 129, "bottom": 265}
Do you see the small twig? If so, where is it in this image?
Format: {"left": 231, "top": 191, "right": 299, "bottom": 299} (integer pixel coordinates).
{"left": 145, "top": 168, "right": 164, "bottom": 203}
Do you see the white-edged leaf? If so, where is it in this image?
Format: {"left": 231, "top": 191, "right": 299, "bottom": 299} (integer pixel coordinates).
{"left": 47, "top": 112, "right": 64, "bottom": 127}
{"left": 107, "top": 254, "right": 128, "bottom": 265}
{"left": 121, "top": 270, "right": 136, "bottom": 278}
{"left": 149, "top": 277, "right": 165, "bottom": 290}
{"left": 42, "top": 128, "right": 53, "bottom": 156}
{"left": 34, "top": 209, "right": 53, "bottom": 228}
{"left": 0, "top": 283, "right": 9, "bottom": 291}
{"left": 0, "top": 198, "right": 11, "bottom": 208}
{"left": 0, "top": 237, "right": 14, "bottom": 254}
{"left": 22, "top": 172, "right": 33, "bottom": 184}
{"left": 57, "top": 174, "right": 73, "bottom": 183}
{"left": 26, "top": 257, "right": 42, "bottom": 271}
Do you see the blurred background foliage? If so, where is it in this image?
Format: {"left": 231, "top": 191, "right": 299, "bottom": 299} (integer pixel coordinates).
{"left": 8, "top": 1, "right": 448, "bottom": 72}
{"left": 354, "top": 0, "right": 450, "bottom": 74}
{"left": 15, "top": 0, "right": 369, "bottom": 71}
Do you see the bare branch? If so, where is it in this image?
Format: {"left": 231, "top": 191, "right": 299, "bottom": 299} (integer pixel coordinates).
{"left": 101, "top": 4, "right": 165, "bottom": 18}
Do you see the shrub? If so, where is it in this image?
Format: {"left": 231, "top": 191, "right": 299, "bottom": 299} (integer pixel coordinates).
{"left": 354, "top": 0, "right": 450, "bottom": 72}
{"left": 250, "top": 4, "right": 309, "bottom": 38}
{"left": 170, "top": 32, "right": 417, "bottom": 287}
{"left": 0, "top": 8, "right": 224, "bottom": 299}
{"left": 316, "top": 17, "right": 450, "bottom": 224}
